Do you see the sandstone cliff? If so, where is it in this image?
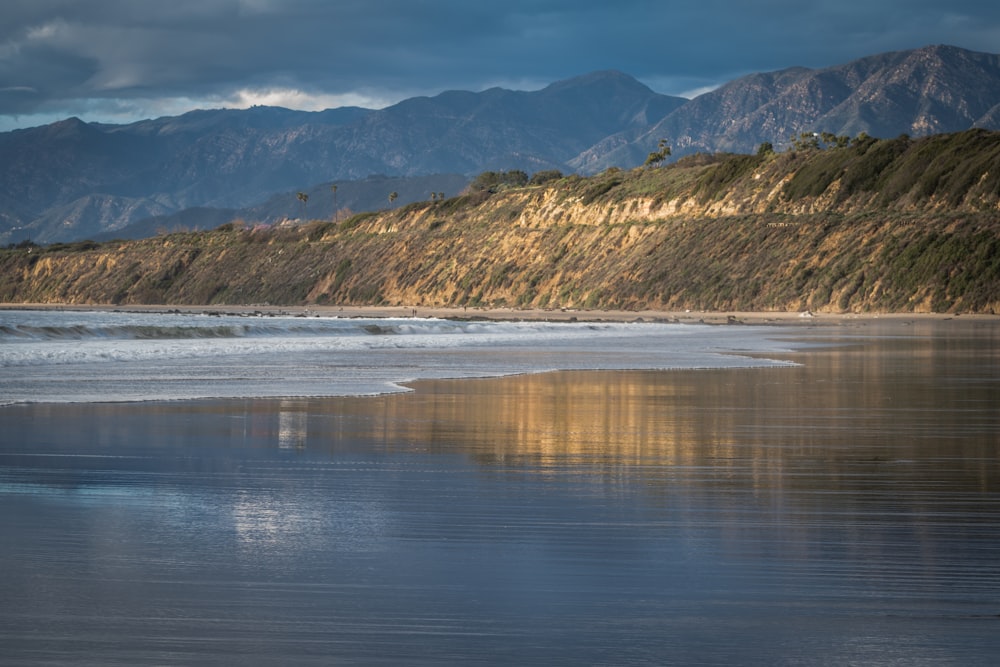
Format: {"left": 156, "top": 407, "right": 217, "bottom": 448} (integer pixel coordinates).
{"left": 3, "top": 130, "right": 999, "bottom": 314}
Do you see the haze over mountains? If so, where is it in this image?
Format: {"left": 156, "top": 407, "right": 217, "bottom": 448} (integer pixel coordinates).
{"left": 3, "top": 44, "right": 999, "bottom": 244}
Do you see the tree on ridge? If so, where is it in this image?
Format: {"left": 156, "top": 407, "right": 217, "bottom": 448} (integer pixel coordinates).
{"left": 644, "top": 139, "right": 671, "bottom": 167}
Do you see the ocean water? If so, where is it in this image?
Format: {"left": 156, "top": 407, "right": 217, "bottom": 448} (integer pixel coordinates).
{"left": 0, "top": 309, "right": 799, "bottom": 404}
{"left": 1, "top": 310, "right": 999, "bottom": 665}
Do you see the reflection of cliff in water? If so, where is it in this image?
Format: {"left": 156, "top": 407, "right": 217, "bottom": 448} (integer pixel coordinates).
{"left": 350, "top": 322, "right": 999, "bottom": 500}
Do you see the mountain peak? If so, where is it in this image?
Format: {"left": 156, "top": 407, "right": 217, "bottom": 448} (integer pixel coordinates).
{"left": 543, "top": 69, "right": 653, "bottom": 94}
{"left": 38, "top": 116, "right": 100, "bottom": 141}
{"left": 624, "top": 43, "right": 1000, "bottom": 163}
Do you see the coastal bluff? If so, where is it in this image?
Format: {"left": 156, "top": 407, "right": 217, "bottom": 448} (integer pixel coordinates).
{"left": 3, "top": 130, "right": 999, "bottom": 314}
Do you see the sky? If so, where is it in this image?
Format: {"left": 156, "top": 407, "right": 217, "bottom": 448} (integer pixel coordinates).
{"left": 1, "top": 0, "right": 999, "bottom": 131}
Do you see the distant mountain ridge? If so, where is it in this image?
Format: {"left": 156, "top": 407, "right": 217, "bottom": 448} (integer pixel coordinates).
{"left": 570, "top": 44, "right": 1000, "bottom": 170}
{"left": 2, "top": 44, "right": 1000, "bottom": 244}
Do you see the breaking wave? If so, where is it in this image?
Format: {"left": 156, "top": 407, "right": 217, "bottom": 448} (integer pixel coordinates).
{"left": 0, "top": 309, "right": 799, "bottom": 404}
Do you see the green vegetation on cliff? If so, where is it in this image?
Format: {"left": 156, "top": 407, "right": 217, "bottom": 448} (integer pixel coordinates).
{"left": 3, "top": 130, "right": 999, "bottom": 313}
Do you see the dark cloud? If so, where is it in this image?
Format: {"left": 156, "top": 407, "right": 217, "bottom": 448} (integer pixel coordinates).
{"left": 2, "top": 0, "right": 999, "bottom": 128}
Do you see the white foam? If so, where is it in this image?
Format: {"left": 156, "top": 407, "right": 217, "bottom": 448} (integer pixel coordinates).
{"left": 0, "top": 310, "right": 799, "bottom": 404}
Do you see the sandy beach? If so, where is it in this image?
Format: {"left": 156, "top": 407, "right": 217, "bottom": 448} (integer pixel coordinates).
{"left": 2, "top": 302, "right": 994, "bottom": 325}
{"left": 3, "top": 319, "right": 999, "bottom": 664}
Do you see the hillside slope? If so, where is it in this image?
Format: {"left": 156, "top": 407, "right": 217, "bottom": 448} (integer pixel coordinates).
{"left": 2, "top": 131, "right": 999, "bottom": 314}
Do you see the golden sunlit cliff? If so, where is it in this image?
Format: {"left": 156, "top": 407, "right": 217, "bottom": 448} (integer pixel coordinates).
{"left": 2, "top": 130, "right": 999, "bottom": 314}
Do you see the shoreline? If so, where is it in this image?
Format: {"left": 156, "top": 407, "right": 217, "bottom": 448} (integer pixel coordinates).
{"left": 2, "top": 302, "right": 996, "bottom": 325}
{"left": 4, "top": 302, "right": 997, "bottom": 409}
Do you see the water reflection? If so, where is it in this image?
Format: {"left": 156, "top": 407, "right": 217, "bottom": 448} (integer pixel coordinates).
{"left": 277, "top": 399, "right": 308, "bottom": 449}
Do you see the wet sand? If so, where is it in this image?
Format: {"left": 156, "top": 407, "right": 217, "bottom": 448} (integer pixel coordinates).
{"left": 2, "top": 323, "right": 999, "bottom": 664}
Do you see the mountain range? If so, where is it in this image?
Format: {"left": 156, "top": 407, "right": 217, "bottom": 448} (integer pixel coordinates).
{"left": 2, "top": 43, "right": 999, "bottom": 244}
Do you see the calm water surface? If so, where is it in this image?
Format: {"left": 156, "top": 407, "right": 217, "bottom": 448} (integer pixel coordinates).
{"left": 1, "top": 319, "right": 998, "bottom": 665}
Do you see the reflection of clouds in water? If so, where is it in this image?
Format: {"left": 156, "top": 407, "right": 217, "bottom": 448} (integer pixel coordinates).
{"left": 232, "top": 491, "right": 297, "bottom": 549}
{"left": 231, "top": 488, "right": 389, "bottom": 557}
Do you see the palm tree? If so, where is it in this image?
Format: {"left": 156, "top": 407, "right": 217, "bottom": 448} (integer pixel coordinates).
{"left": 296, "top": 192, "right": 309, "bottom": 218}
{"left": 330, "top": 184, "right": 338, "bottom": 221}
{"left": 430, "top": 192, "right": 437, "bottom": 202}
{"left": 388, "top": 191, "right": 398, "bottom": 208}
{"left": 438, "top": 192, "right": 445, "bottom": 201}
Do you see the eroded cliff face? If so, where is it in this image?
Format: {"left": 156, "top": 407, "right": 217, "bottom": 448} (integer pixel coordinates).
{"left": 323, "top": 191, "right": 996, "bottom": 314}
{"left": 3, "top": 131, "right": 999, "bottom": 314}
